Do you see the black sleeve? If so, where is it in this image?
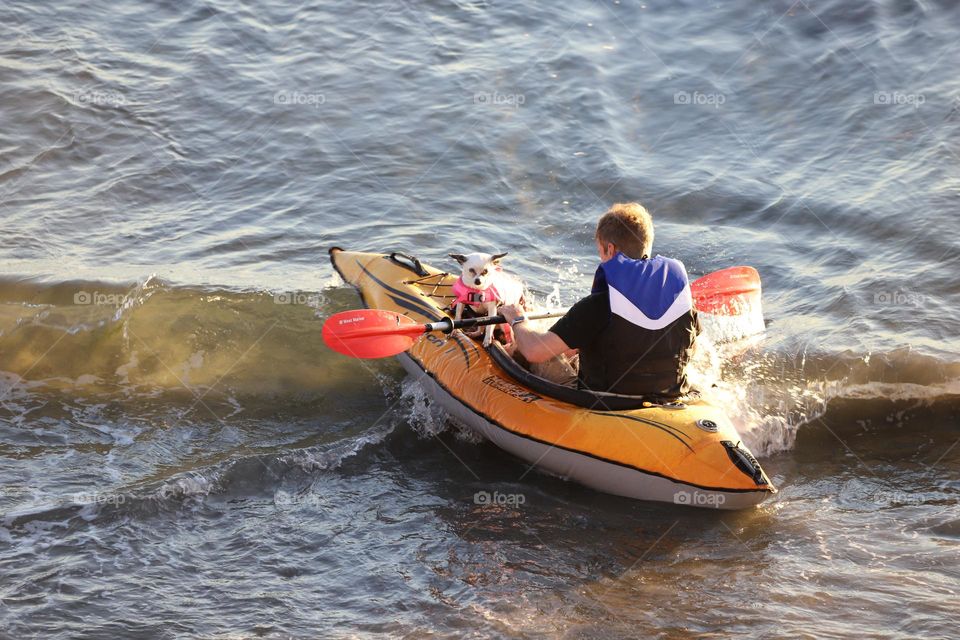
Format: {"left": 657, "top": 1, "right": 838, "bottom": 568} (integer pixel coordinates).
{"left": 548, "top": 293, "right": 609, "bottom": 350}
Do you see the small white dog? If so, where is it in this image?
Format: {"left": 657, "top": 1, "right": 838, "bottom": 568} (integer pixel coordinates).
{"left": 449, "top": 252, "right": 524, "bottom": 347}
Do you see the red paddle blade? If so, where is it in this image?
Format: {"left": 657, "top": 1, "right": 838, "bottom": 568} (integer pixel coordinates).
{"left": 691, "top": 266, "right": 764, "bottom": 341}
{"left": 322, "top": 309, "right": 425, "bottom": 359}
{"left": 691, "top": 266, "right": 761, "bottom": 315}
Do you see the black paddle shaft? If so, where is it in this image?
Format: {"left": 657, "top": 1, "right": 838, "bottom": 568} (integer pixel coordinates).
{"left": 423, "top": 311, "right": 565, "bottom": 334}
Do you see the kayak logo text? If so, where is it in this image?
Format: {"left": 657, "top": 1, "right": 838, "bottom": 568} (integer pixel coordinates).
{"left": 481, "top": 375, "right": 541, "bottom": 403}
{"left": 673, "top": 490, "right": 726, "bottom": 508}
{"left": 474, "top": 490, "right": 526, "bottom": 507}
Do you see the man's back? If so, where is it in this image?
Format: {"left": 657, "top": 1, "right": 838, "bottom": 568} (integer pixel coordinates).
{"left": 550, "top": 254, "right": 699, "bottom": 397}
{"left": 500, "top": 202, "right": 698, "bottom": 395}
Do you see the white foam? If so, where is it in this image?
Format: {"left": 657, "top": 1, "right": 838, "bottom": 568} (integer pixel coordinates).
{"left": 698, "top": 309, "right": 766, "bottom": 344}
{"left": 283, "top": 424, "right": 396, "bottom": 471}
{"left": 399, "top": 376, "right": 481, "bottom": 443}
{"left": 840, "top": 379, "right": 960, "bottom": 401}
{"left": 695, "top": 364, "right": 841, "bottom": 457}
{"left": 156, "top": 472, "right": 219, "bottom": 500}
{"left": 685, "top": 334, "right": 841, "bottom": 457}
{"left": 400, "top": 376, "right": 450, "bottom": 438}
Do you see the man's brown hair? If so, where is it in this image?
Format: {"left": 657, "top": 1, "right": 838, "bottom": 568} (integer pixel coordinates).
{"left": 595, "top": 202, "right": 654, "bottom": 259}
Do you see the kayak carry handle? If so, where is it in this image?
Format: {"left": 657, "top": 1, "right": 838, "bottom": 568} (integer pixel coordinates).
{"left": 388, "top": 252, "right": 429, "bottom": 277}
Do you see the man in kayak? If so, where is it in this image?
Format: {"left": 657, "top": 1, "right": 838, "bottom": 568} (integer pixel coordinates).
{"left": 500, "top": 202, "right": 700, "bottom": 397}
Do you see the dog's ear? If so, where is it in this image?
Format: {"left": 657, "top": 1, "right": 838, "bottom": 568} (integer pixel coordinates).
{"left": 449, "top": 253, "right": 468, "bottom": 265}
{"left": 491, "top": 252, "right": 508, "bottom": 263}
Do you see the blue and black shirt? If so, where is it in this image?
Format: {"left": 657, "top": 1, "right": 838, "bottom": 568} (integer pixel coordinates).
{"left": 550, "top": 252, "right": 700, "bottom": 397}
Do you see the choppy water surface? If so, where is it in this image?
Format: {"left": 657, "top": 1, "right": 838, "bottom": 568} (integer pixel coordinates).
{"left": 1, "top": 0, "right": 958, "bottom": 637}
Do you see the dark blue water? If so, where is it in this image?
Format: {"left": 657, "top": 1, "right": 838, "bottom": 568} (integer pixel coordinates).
{"left": 1, "top": 0, "right": 958, "bottom": 637}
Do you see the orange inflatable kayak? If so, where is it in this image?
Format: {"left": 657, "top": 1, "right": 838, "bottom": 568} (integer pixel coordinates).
{"left": 329, "top": 248, "right": 776, "bottom": 510}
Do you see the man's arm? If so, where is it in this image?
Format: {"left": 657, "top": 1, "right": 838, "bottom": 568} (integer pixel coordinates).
{"left": 499, "top": 304, "right": 571, "bottom": 363}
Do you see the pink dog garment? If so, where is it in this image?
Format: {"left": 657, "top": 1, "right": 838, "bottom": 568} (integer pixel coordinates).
{"left": 451, "top": 268, "right": 524, "bottom": 308}
{"left": 450, "top": 270, "right": 524, "bottom": 344}
{"left": 452, "top": 277, "right": 502, "bottom": 307}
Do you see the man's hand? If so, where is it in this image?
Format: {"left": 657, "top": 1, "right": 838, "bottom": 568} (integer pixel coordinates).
{"left": 500, "top": 304, "right": 524, "bottom": 325}
{"left": 499, "top": 305, "right": 571, "bottom": 364}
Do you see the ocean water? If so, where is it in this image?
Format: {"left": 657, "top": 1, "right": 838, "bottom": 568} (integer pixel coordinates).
{"left": 1, "top": 0, "right": 958, "bottom": 637}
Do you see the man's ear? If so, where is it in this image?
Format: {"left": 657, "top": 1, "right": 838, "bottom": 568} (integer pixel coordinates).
{"left": 491, "top": 252, "right": 508, "bottom": 263}
{"left": 449, "top": 254, "right": 467, "bottom": 264}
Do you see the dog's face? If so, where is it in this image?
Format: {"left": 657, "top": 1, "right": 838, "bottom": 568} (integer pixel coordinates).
{"left": 449, "top": 252, "right": 507, "bottom": 289}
